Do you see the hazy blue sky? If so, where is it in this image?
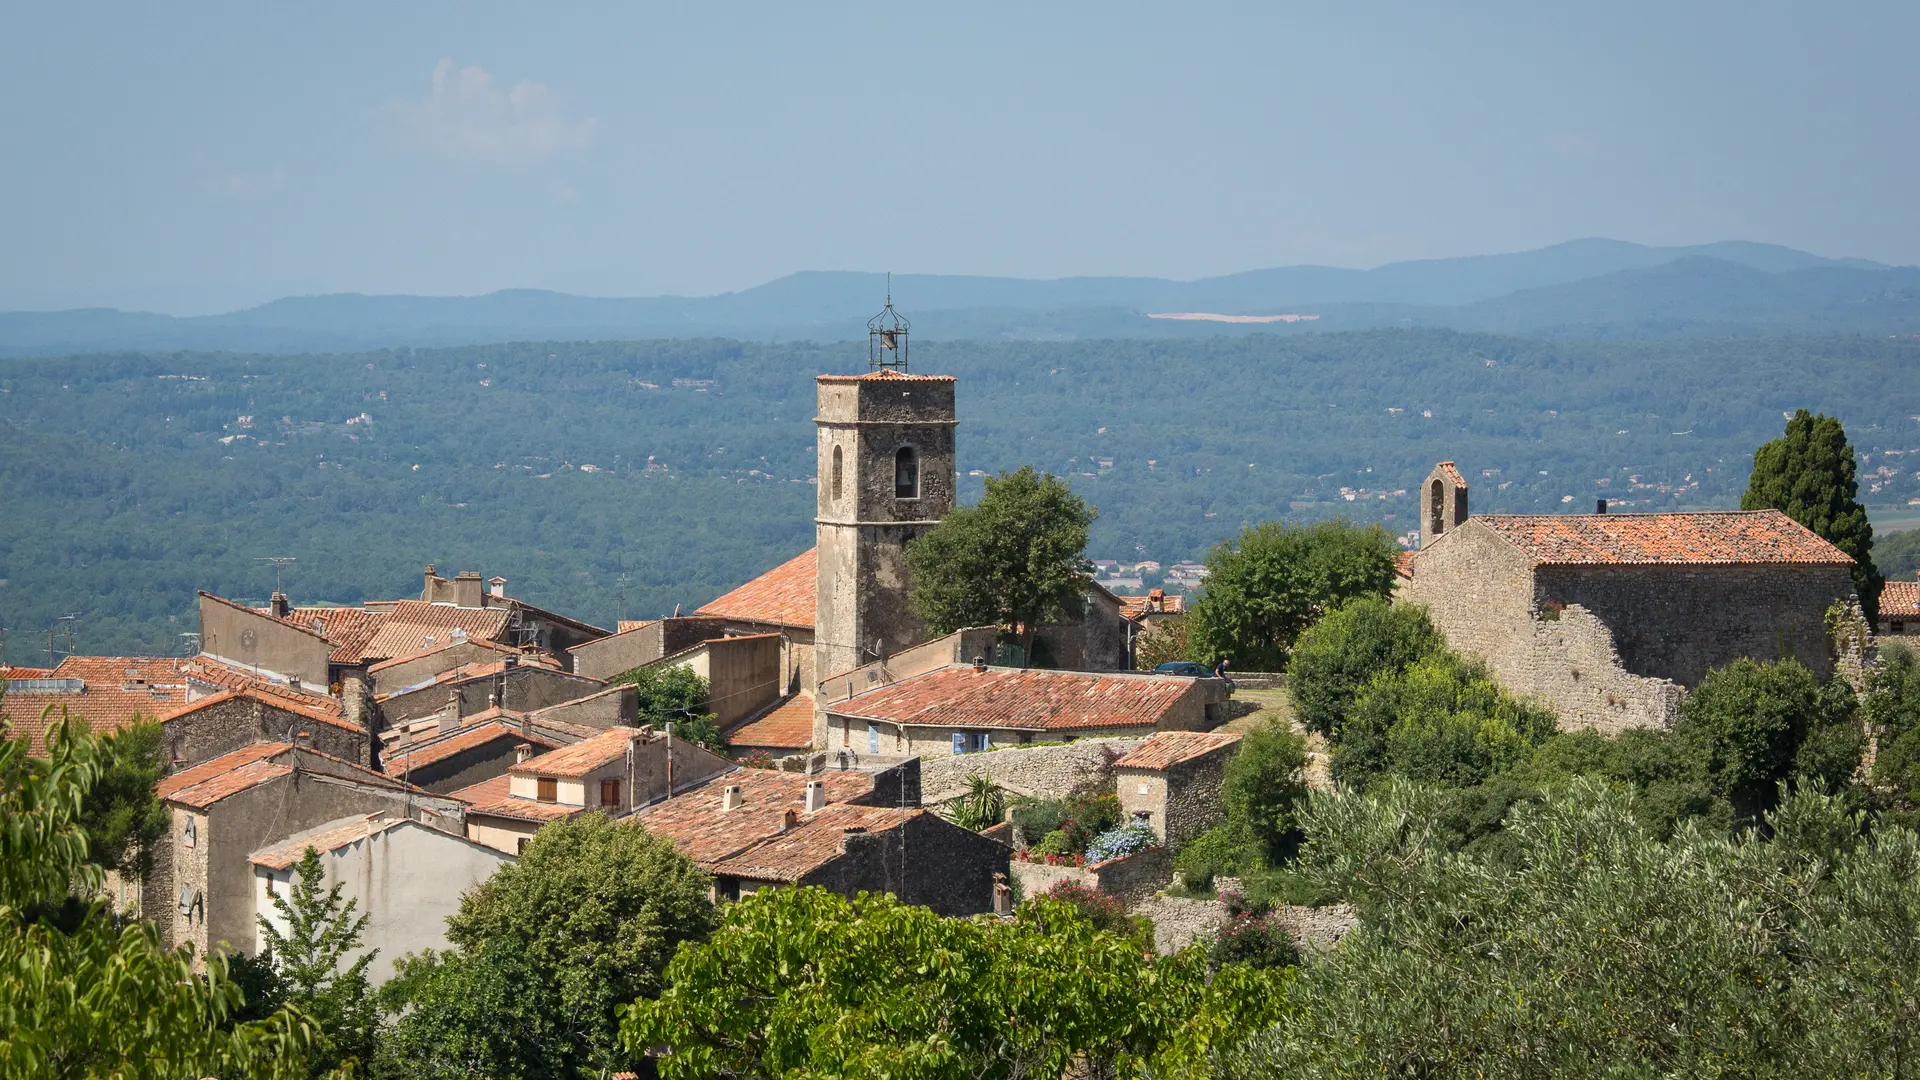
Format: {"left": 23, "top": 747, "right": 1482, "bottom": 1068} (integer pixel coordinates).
{"left": 3, "top": 2, "right": 1915, "bottom": 313}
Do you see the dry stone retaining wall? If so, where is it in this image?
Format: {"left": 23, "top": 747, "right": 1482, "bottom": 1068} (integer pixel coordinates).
{"left": 920, "top": 737, "right": 1146, "bottom": 806}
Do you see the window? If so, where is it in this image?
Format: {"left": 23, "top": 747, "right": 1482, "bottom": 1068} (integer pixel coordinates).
{"left": 867, "top": 723, "right": 879, "bottom": 754}
{"left": 894, "top": 446, "right": 919, "bottom": 499}
{"left": 1896, "top": 621, "right": 1907, "bottom": 633}
{"left": 601, "top": 778, "right": 621, "bottom": 808}
{"left": 951, "top": 731, "right": 992, "bottom": 755}
{"left": 536, "top": 777, "right": 557, "bottom": 802}
{"left": 1428, "top": 478, "right": 1445, "bottom": 538}
{"left": 831, "top": 445, "right": 843, "bottom": 501}
{"left": 182, "top": 815, "right": 197, "bottom": 849}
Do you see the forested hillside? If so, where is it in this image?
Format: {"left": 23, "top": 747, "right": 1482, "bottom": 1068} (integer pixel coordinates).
{"left": 4, "top": 329, "right": 1920, "bottom": 657}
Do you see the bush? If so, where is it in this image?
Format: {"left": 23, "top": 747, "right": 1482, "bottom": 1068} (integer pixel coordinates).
{"left": 1173, "top": 824, "right": 1257, "bottom": 891}
{"left": 1287, "top": 597, "right": 1442, "bottom": 739}
{"left": 1332, "top": 653, "right": 1556, "bottom": 791}
{"left": 1060, "top": 792, "right": 1123, "bottom": 853}
{"left": 1084, "top": 822, "right": 1159, "bottom": 865}
{"left": 1674, "top": 658, "right": 1828, "bottom": 819}
{"left": 1188, "top": 519, "right": 1402, "bottom": 670}
{"left": 1029, "top": 830, "right": 1072, "bottom": 857}
{"left": 1208, "top": 911, "right": 1300, "bottom": 970}
{"left": 1009, "top": 796, "right": 1070, "bottom": 846}
{"left": 1221, "top": 721, "right": 1311, "bottom": 863}
{"left": 1036, "top": 882, "right": 1154, "bottom": 952}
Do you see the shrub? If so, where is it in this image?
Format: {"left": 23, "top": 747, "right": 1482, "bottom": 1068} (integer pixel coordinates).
{"left": 1208, "top": 911, "right": 1300, "bottom": 970}
{"left": 1674, "top": 658, "right": 1827, "bottom": 819}
{"left": 1084, "top": 822, "right": 1159, "bottom": 865}
{"left": 1222, "top": 721, "right": 1311, "bottom": 863}
{"left": 1009, "top": 796, "right": 1070, "bottom": 846}
{"left": 1332, "top": 653, "right": 1556, "bottom": 791}
{"left": 1060, "top": 792, "right": 1122, "bottom": 852}
{"left": 1029, "top": 830, "right": 1072, "bottom": 858}
{"left": 1173, "top": 824, "right": 1257, "bottom": 891}
{"left": 1287, "top": 597, "right": 1442, "bottom": 739}
{"left": 946, "top": 775, "right": 1005, "bottom": 833}
{"left": 1036, "top": 882, "right": 1154, "bottom": 952}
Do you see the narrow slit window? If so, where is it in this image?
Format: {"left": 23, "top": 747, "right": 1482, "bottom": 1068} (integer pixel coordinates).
{"left": 895, "top": 446, "right": 919, "bottom": 499}
{"left": 831, "top": 445, "right": 843, "bottom": 501}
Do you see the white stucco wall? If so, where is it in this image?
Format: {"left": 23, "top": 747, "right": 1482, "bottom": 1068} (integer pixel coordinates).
{"left": 253, "top": 820, "right": 513, "bottom": 983}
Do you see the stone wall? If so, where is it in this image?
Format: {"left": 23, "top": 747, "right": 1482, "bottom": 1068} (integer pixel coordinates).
{"left": 799, "top": 812, "right": 1009, "bottom": 917}
{"left": 1116, "top": 743, "right": 1234, "bottom": 849}
{"left": 369, "top": 640, "right": 509, "bottom": 698}
{"left": 920, "top": 737, "right": 1146, "bottom": 805}
{"left": 1007, "top": 844, "right": 1172, "bottom": 903}
{"left": 164, "top": 695, "right": 368, "bottom": 770}
{"left": 527, "top": 685, "right": 636, "bottom": 730}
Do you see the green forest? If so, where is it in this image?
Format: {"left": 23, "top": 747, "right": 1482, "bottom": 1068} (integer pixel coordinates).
{"left": 5, "top": 329, "right": 1920, "bottom": 657}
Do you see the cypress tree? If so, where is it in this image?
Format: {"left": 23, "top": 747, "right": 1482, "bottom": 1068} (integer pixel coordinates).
{"left": 1741, "top": 409, "right": 1882, "bottom": 622}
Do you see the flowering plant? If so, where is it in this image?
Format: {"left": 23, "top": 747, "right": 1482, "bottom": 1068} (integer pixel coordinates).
{"left": 1084, "top": 822, "right": 1159, "bottom": 866}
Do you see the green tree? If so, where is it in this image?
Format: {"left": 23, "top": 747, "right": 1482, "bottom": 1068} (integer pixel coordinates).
{"left": 1286, "top": 597, "right": 1442, "bottom": 739}
{"left": 906, "top": 465, "right": 1096, "bottom": 660}
{"left": 1134, "top": 614, "right": 1193, "bottom": 670}
{"left": 1188, "top": 519, "right": 1401, "bottom": 671}
{"left": 622, "top": 886, "right": 1289, "bottom": 1080}
{"left": 259, "top": 847, "right": 379, "bottom": 1077}
{"left": 1674, "top": 658, "right": 1827, "bottom": 819}
{"left": 1742, "top": 408, "right": 1883, "bottom": 622}
{"left": 381, "top": 813, "right": 715, "bottom": 1079}
{"left": 1221, "top": 720, "right": 1312, "bottom": 863}
{"left": 0, "top": 715, "right": 317, "bottom": 1079}
{"left": 372, "top": 944, "right": 569, "bottom": 1080}
{"left": 77, "top": 719, "right": 170, "bottom": 880}
{"left": 944, "top": 774, "right": 1005, "bottom": 832}
{"left": 608, "top": 663, "right": 724, "bottom": 752}
{"left": 1331, "top": 652, "right": 1558, "bottom": 792}
{"left": 1873, "top": 528, "right": 1920, "bottom": 582}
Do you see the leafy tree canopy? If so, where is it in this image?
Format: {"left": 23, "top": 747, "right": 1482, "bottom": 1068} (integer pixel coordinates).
{"left": 607, "top": 663, "right": 724, "bottom": 752}
{"left": 907, "top": 465, "right": 1095, "bottom": 659}
{"left": 73, "top": 717, "right": 170, "bottom": 879}
{"left": 1286, "top": 597, "right": 1442, "bottom": 739}
{"left": 1222, "top": 721, "right": 1312, "bottom": 864}
{"left": 1188, "top": 519, "right": 1400, "bottom": 671}
{"left": 1673, "top": 657, "right": 1833, "bottom": 819}
{"left": 1742, "top": 408, "right": 1883, "bottom": 621}
{"left": 1330, "top": 652, "right": 1558, "bottom": 792}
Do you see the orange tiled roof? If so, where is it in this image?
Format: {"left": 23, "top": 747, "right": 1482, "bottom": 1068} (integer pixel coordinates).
{"left": 1472, "top": 510, "right": 1853, "bottom": 567}
{"left": 616, "top": 620, "right": 655, "bottom": 634}
{"left": 1882, "top": 581, "right": 1920, "bottom": 621}
{"left": 274, "top": 605, "right": 392, "bottom": 665}
{"left": 634, "top": 768, "right": 876, "bottom": 864}
{"left": 450, "top": 773, "right": 584, "bottom": 823}
{"left": 157, "top": 742, "right": 291, "bottom": 802}
{"left": 153, "top": 688, "right": 360, "bottom": 734}
{"left": 382, "top": 717, "right": 562, "bottom": 775}
{"left": 367, "top": 636, "right": 519, "bottom": 673}
{"left": 0, "top": 666, "right": 55, "bottom": 679}
{"left": 830, "top": 665, "right": 1196, "bottom": 733}
{"left": 356, "top": 601, "right": 515, "bottom": 663}
{"left": 1395, "top": 550, "right": 1416, "bottom": 580}
{"left": 1433, "top": 461, "right": 1468, "bottom": 488}
{"left": 1, "top": 656, "right": 190, "bottom": 755}
{"left": 1113, "top": 730, "right": 1242, "bottom": 772}
{"left": 250, "top": 814, "right": 408, "bottom": 870}
{"left": 815, "top": 371, "right": 957, "bottom": 383}
{"left": 696, "top": 548, "right": 816, "bottom": 628}
{"left": 508, "top": 726, "right": 639, "bottom": 778}
{"left": 724, "top": 693, "right": 815, "bottom": 751}
{"left": 1119, "top": 592, "right": 1185, "bottom": 619}
{"left": 707, "top": 804, "right": 922, "bottom": 881}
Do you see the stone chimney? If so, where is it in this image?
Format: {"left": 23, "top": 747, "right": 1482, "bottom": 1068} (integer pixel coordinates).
{"left": 514, "top": 742, "right": 533, "bottom": 764}
{"left": 804, "top": 779, "right": 827, "bottom": 813}
{"left": 453, "top": 571, "right": 484, "bottom": 609}
{"left": 268, "top": 592, "right": 290, "bottom": 618}
{"left": 721, "top": 784, "right": 743, "bottom": 811}
{"left": 782, "top": 808, "right": 799, "bottom": 831}
{"left": 423, "top": 564, "right": 443, "bottom": 601}
{"left": 972, "top": 655, "right": 988, "bottom": 674}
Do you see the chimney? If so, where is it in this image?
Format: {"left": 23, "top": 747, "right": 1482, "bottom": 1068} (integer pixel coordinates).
{"left": 504, "top": 654, "right": 519, "bottom": 669}
{"left": 269, "top": 591, "right": 290, "bottom": 618}
{"left": 514, "top": 742, "right": 533, "bottom": 764}
{"left": 972, "top": 655, "right": 988, "bottom": 673}
{"left": 423, "top": 564, "right": 439, "bottom": 600}
{"left": 1596, "top": 498, "right": 1608, "bottom": 514}
{"left": 437, "top": 709, "right": 459, "bottom": 735}
{"left": 453, "top": 571, "right": 484, "bottom": 609}
{"left": 720, "top": 784, "right": 743, "bottom": 811}
{"left": 782, "top": 808, "right": 799, "bottom": 831}
{"left": 804, "top": 779, "right": 827, "bottom": 813}
{"left": 489, "top": 576, "right": 508, "bottom": 600}
{"left": 1148, "top": 588, "right": 1165, "bottom": 612}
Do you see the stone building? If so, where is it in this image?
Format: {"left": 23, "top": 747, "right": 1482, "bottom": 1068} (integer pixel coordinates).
{"left": 372, "top": 656, "right": 605, "bottom": 726}
{"left": 1877, "top": 581, "right": 1920, "bottom": 650}
{"left": 1113, "top": 731, "right": 1241, "bottom": 847}
{"left": 377, "top": 706, "right": 599, "bottom": 793}
{"left": 1404, "top": 465, "right": 1856, "bottom": 732}
{"left": 154, "top": 687, "right": 368, "bottom": 769}
{"left": 251, "top": 813, "right": 512, "bottom": 983}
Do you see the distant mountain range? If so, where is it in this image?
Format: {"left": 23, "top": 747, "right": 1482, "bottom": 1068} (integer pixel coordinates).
{"left": 3, "top": 238, "right": 1914, "bottom": 356}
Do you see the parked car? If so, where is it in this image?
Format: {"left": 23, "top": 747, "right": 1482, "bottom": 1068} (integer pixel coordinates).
{"left": 1151, "top": 660, "right": 1234, "bottom": 694}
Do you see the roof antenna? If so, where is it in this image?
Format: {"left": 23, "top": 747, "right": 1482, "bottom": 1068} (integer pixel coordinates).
{"left": 257, "top": 556, "right": 297, "bottom": 597}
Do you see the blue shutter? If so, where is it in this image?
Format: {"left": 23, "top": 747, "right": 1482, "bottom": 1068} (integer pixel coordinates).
{"left": 952, "top": 732, "right": 967, "bottom": 755}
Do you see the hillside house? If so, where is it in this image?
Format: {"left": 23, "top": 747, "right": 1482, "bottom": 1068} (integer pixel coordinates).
{"left": 1113, "top": 731, "right": 1241, "bottom": 847}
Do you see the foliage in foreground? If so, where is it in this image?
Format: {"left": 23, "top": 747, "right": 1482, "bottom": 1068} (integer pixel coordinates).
{"left": 607, "top": 663, "right": 725, "bottom": 752}
{"left": 1227, "top": 779, "right": 1920, "bottom": 1078}
{"left": 1188, "top": 518, "right": 1401, "bottom": 671}
{"left": 258, "top": 847, "right": 379, "bottom": 1078}
{"left": 625, "top": 886, "right": 1288, "bottom": 1079}
{"left": 0, "top": 716, "right": 317, "bottom": 1079}
{"left": 375, "top": 813, "right": 716, "bottom": 1080}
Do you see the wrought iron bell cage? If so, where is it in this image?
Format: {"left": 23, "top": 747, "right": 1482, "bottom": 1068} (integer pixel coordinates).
{"left": 868, "top": 277, "right": 910, "bottom": 372}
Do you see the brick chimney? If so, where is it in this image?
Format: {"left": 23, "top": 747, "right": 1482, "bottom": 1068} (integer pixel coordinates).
{"left": 720, "top": 784, "right": 743, "bottom": 811}
{"left": 804, "top": 779, "right": 827, "bottom": 813}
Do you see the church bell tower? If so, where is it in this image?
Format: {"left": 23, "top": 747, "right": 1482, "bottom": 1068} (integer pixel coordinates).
{"left": 814, "top": 290, "right": 958, "bottom": 685}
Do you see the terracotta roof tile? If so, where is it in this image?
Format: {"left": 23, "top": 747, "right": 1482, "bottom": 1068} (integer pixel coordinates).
{"left": 164, "top": 758, "right": 296, "bottom": 809}
{"left": 156, "top": 683, "right": 358, "bottom": 734}
{"left": 724, "top": 693, "right": 815, "bottom": 751}
{"left": 157, "top": 742, "right": 291, "bottom": 801}
{"left": 634, "top": 768, "right": 876, "bottom": 864}
{"left": 1433, "top": 461, "right": 1468, "bottom": 488}
{"left": 508, "top": 726, "right": 640, "bottom": 778}
{"left": 1119, "top": 592, "right": 1185, "bottom": 619}
{"left": 0, "top": 666, "right": 55, "bottom": 679}
{"left": 815, "top": 371, "right": 957, "bottom": 382}
{"left": 616, "top": 620, "right": 655, "bottom": 634}
{"left": 1395, "top": 550, "right": 1416, "bottom": 580}
{"left": 1, "top": 656, "right": 190, "bottom": 755}
{"left": 356, "top": 601, "right": 515, "bottom": 663}
{"left": 829, "top": 665, "right": 1196, "bottom": 732}
{"left": 367, "top": 636, "right": 519, "bottom": 673}
{"left": 179, "top": 655, "right": 343, "bottom": 708}
{"left": 274, "top": 606, "right": 392, "bottom": 665}
{"left": 1882, "top": 581, "right": 1920, "bottom": 621}
{"left": 707, "top": 804, "right": 922, "bottom": 881}
{"left": 1472, "top": 510, "right": 1854, "bottom": 567}
{"left": 1113, "top": 731, "right": 1242, "bottom": 771}
{"left": 250, "top": 814, "right": 407, "bottom": 870}
{"left": 696, "top": 549, "right": 816, "bottom": 628}
{"left": 382, "top": 718, "right": 563, "bottom": 775}
{"left": 450, "top": 773, "right": 584, "bottom": 822}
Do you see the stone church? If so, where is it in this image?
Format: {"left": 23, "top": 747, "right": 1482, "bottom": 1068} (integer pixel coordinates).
{"left": 1403, "top": 461, "right": 1857, "bottom": 733}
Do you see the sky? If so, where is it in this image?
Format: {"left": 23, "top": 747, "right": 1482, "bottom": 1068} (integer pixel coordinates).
{"left": 2, "top": 1, "right": 1916, "bottom": 314}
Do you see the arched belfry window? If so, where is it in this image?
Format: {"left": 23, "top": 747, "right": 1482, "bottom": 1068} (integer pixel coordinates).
{"left": 895, "top": 446, "right": 919, "bottom": 499}
{"left": 1428, "top": 479, "right": 1445, "bottom": 538}
{"left": 831, "top": 445, "right": 844, "bottom": 501}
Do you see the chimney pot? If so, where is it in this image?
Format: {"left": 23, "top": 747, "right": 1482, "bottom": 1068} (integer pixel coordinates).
{"left": 971, "top": 655, "right": 988, "bottom": 673}
{"left": 489, "top": 576, "right": 507, "bottom": 599}
{"left": 1596, "top": 498, "right": 1608, "bottom": 514}
{"left": 269, "top": 591, "right": 290, "bottom": 618}
{"left": 782, "top": 808, "right": 799, "bottom": 830}
{"left": 804, "top": 779, "right": 827, "bottom": 813}
{"left": 721, "top": 784, "right": 743, "bottom": 811}
{"left": 514, "top": 742, "right": 533, "bottom": 764}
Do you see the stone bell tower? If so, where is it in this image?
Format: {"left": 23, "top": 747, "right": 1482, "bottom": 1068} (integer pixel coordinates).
{"left": 1421, "top": 461, "right": 1469, "bottom": 548}
{"left": 814, "top": 292, "right": 958, "bottom": 684}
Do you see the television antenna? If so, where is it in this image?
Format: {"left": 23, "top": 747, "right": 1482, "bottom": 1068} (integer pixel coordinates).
{"left": 256, "top": 556, "right": 297, "bottom": 596}
{"left": 179, "top": 632, "right": 202, "bottom": 658}
{"left": 49, "top": 614, "right": 78, "bottom": 667}
{"left": 616, "top": 573, "right": 632, "bottom": 623}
